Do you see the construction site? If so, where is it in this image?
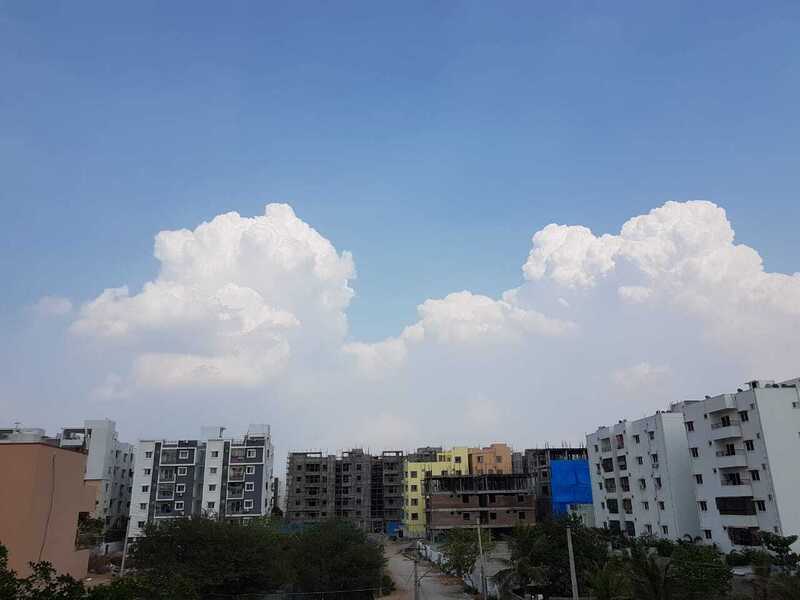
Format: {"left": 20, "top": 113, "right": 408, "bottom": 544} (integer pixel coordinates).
{"left": 285, "top": 449, "right": 405, "bottom": 534}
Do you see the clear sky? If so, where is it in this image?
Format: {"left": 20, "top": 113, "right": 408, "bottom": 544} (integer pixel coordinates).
{"left": 1, "top": 2, "right": 799, "bottom": 451}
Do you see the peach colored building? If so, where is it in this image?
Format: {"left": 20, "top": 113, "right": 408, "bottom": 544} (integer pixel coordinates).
{"left": 0, "top": 436, "right": 95, "bottom": 578}
{"left": 468, "top": 443, "right": 513, "bottom": 475}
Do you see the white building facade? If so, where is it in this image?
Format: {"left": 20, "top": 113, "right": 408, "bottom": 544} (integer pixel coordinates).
{"left": 59, "top": 419, "right": 133, "bottom": 531}
{"left": 127, "top": 424, "right": 274, "bottom": 539}
{"left": 587, "top": 411, "right": 700, "bottom": 540}
{"left": 675, "top": 378, "right": 800, "bottom": 553}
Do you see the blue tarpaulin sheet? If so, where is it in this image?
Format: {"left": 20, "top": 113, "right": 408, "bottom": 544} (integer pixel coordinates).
{"left": 550, "top": 459, "right": 592, "bottom": 516}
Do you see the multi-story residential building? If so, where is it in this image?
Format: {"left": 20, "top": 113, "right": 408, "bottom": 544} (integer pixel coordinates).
{"left": 59, "top": 419, "right": 133, "bottom": 532}
{"left": 127, "top": 424, "right": 274, "bottom": 539}
{"left": 424, "top": 473, "right": 536, "bottom": 532}
{"left": 675, "top": 378, "right": 800, "bottom": 553}
{"left": 285, "top": 449, "right": 404, "bottom": 533}
{"left": 0, "top": 427, "right": 95, "bottom": 578}
{"left": 468, "top": 443, "right": 513, "bottom": 475}
{"left": 371, "top": 451, "right": 404, "bottom": 535}
{"left": 513, "top": 446, "right": 589, "bottom": 521}
{"left": 403, "top": 446, "right": 470, "bottom": 537}
{"left": 587, "top": 411, "right": 700, "bottom": 540}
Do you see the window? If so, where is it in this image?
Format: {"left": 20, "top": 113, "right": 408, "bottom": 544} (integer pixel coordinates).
{"left": 637, "top": 456, "right": 644, "bottom": 465}
{"left": 651, "top": 453, "right": 659, "bottom": 464}
{"left": 211, "top": 450, "right": 219, "bottom": 457}
{"left": 208, "top": 484, "right": 216, "bottom": 491}
{"left": 490, "top": 512, "right": 496, "bottom": 520}
{"left": 655, "top": 477, "right": 662, "bottom": 489}
{"left": 454, "top": 456, "right": 462, "bottom": 463}
{"left": 144, "top": 468, "right": 151, "bottom": 475}
{"left": 519, "top": 511, "right": 527, "bottom": 520}
{"left": 178, "top": 450, "right": 189, "bottom": 459}
{"left": 750, "top": 470, "right": 760, "bottom": 481}
{"left": 411, "top": 498, "right": 418, "bottom": 506}
{"left": 410, "top": 470, "right": 418, "bottom": 478}
{"left": 699, "top": 500, "right": 708, "bottom": 511}
{"left": 145, "top": 451, "right": 153, "bottom": 459}
{"left": 244, "top": 500, "right": 254, "bottom": 509}
{"left": 463, "top": 512, "right": 471, "bottom": 521}
{"left": 745, "top": 440, "right": 755, "bottom": 451}
{"left": 210, "top": 467, "right": 218, "bottom": 474}
{"left": 685, "top": 421, "right": 694, "bottom": 432}
{"left": 642, "top": 501, "right": 649, "bottom": 510}
{"left": 247, "top": 449, "right": 257, "bottom": 459}
{"left": 207, "top": 501, "right": 215, "bottom": 509}
{"left": 755, "top": 500, "right": 766, "bottom": 512}
{"left": 690, "top": 447, "right": 699, "bottom": 458}
{"left": 738, "top": 410, "right": 749, "bottom": 422}
{"left": 176, "top": 484, "right": 186, "bottom": 493}
{"left": 704, "top": 529, "right": 712, "bottom": 539}
{"left": 411, "top": 513, "right": 419, "bottom": 521}
{"left": 658, "top": 501, "right": 665, "bottom": 510}
{"left": 646, "top": 524, "right": 653, "bottom": 534}
{"left": 462, "top": 494, "right": 470, "bottom": 504}
{"left": 139, "top": 503, "right": 147, "bottom": 510}
{"left": 648, "top": 431, "right": 655, "bottom": 440}
{"left": 137, "top": 521, "right": 145, "bottom": 528}
{"left": 142, "top": 485, "right": 149, "bottom": 492}
{"left": 178, "top": 467, "right": 187, "bottom": 476}
{"left": 638, "top": 478, "right": 647, "bottom": 490}
{"left": 477, "top": 455, "right": 483, "bottom": 463}
{"left": 411, "top": 484, "right": 418, "bottom": 492}
{"left": 175, "top": 501, "right": 184, "bottom": 510}
{"left": 633, "top": 434, "right": 640, "bottom": 444}
{"left": 246, "top": 465, "right": 255, "bottom": 475}
{"left": 695, "top": 474, "right": 703, "bottom": 484}
{"left": 607, "top": 499, "right": 619, "bottom": 514}
{"left": 662, "top": 525, "right": 669, "bottom": 535}
{"left": 245, "top": 482, "right": 255, "bottom": 491}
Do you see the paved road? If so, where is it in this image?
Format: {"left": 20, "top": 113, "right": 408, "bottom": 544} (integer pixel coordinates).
{"left": 384, "top": 541, "right": 472, "bottom": 600}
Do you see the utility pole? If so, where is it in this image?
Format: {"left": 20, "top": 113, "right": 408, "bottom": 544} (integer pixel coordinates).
{"left": 566, "top": 525, "right": 579, "bottom": 600}
{"left": 476, "top": 518, "right": 487, "bottom": 600}
{"left": 413, "top": 556, "right": 419, "bottom": 600}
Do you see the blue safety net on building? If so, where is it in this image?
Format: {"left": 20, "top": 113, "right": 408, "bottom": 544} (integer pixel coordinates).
{"left": 550, "top": 459, "right": 593, "bottom": 516}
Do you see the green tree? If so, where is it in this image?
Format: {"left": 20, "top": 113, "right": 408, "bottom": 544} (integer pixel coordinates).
{"left": 669, "top": 541, "right": 731, "bottom": 600}
{"left": 289, "top": 519, "right": 386, "bottom": 598}
{"left": 760, "top": 532, "right": 800, "bottom": 570}
{"left": 129, "top": 516, "right": 289, "bottom": 598}
{"left": 504, "top": 516, "right": 609, "bottom": 597}
{"left": 628, "top": 542, "right": 673, "bottom": 600}
{"left": 0, "top": 544, "right": 21, "bottom": 599}
{"left": 440, "top": 528, "right": 496, "bottom": 590}
{"left": 585, "top": 558, "right": 630, "bottom": 600}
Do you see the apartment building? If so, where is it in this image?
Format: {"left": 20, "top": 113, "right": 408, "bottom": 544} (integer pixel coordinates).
{"left": 675, "top": 378, "right": 800, "bottom": 553}
{"left": 0, "top": 428, "right": 95, "bottom": 578}
{"left": 513, "top": 446, "right": 589, "bottom": 521}
{"left": 468, "top": 443, "right": 513, "bottom": 475}
{"left": 127, "top": 424, "right": 274, "bottom": 539}
{"left": 424, "top": 473, "right": 536, "bottom": 532}
{"left": 285, "top": 449, "right": 405, "bottom": 533}
{"left": 587, "top": 411, "right": 700, "bottom": 540}
{"left": 402, "top": 446, "right": 470, "bottom": 537}
{"left": 59, "top": 419, "right": 133, "bottom": 532}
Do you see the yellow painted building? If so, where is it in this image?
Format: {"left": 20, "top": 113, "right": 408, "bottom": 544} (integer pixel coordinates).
{"left": 402, "top": 447, "right": 471, "bottom": 537}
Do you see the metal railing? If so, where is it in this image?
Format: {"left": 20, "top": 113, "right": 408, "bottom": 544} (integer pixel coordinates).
{"left": 711, "top": 419, "right": 741, "bottom": 430}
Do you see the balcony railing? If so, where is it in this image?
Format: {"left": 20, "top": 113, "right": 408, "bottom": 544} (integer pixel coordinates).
{"left": 711, "top": 419, "right": 741, "bottom": 430}
{"left": 721, "top": 476, "right": 752, "bottom": 486}
{"left": 716, "top": 449, "right": 745, "bottom": 457}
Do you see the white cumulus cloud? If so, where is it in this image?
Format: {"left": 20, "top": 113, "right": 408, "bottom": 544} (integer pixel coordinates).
{"left": 32, "top": 295, "right": 73, "bottom": 317}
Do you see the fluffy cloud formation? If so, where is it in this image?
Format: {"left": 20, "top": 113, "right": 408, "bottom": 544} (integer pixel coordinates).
{"left": 51, "top": 199, "right": 800, "bottom": 453}
{"left": 524, "top": 201, "right": 800, "bottom": 374}
{"left": 72, "top": 204, "right": 354, "bottom": 388}
{"left": 32, "top": 295, "right": 73, "bottom": 317}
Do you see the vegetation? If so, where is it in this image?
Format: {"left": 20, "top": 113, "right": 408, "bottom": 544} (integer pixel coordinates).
{"left": 0, "top": 518, "right": 389, "bottom": 599}
{"left": 440, "top": 528, "right": 496, "bottom": 590}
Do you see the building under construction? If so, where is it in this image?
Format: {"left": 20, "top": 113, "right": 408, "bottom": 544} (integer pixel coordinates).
{"left": 424, "top": 473, "right": 536, "bottom": 532}
{"left": 285, "top": 449, "right": 404, "bottom": 534}
{"left": 512, "top": 446, "right": 588, "bottom": 521}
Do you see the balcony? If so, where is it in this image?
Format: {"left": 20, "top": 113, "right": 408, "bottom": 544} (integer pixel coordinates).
{"left": 227, "top": 483, "right": 245, "bottom": 499}
{"left": 718, "top": 478, "right": 752, "bottom": 497}
{"left": 720, "top": 513, "right": 759, "bottom": 528}
{"left": 705, "top": 394, "right": 736, "bottom": 414}
{"left": 157, "top": 484, "right": 174, "bottom": 500}
{"left": 228, "top": 466, "right": 245, "bottom": 482}
{"left": 715, "top": 450, "right": 747, "bottom": 469}
{"left": 710, "top": 421, "right": 742, "bottom": 441}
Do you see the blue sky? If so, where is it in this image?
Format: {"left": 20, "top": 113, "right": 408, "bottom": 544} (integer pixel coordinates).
{"left": 2, "top": 2, "right": 800, "bottom": 449}
{"left": 2, "top": 1, "right": 799, "bottom": 342}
